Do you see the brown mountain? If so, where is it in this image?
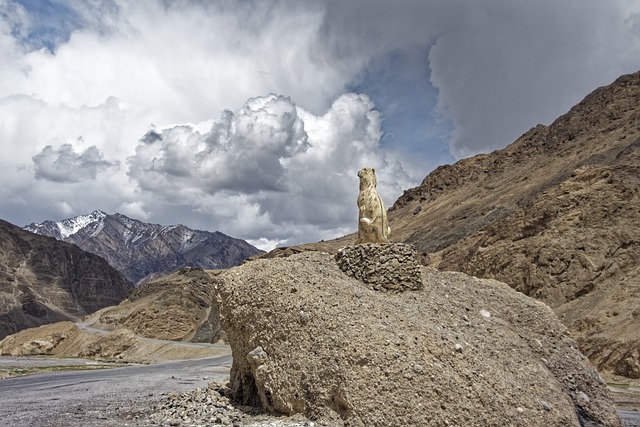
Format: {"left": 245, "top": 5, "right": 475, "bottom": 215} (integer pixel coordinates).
{"left": 387, "top": 71, "right": 640, "bottom": 378}
{"left": 0, "top": 219, "right": 133, "bottom": 339}
{"left": 0, "top": 267, "right": 227, "bottom": 363}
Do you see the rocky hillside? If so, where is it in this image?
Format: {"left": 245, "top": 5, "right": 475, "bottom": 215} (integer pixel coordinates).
{"left": 83, "top": 267, "right": 224, "bottom": 343}
{"left": 0, "top": 219, "right": 133, "bottom": 340}
{"left": 25, "top": 210, "right": 263, "bottom": 285}
{"left": 386, "top": 71, "right": 640, "bottom": 378}
{"left": 0, "top": 267, "right": 227, "bottom": 362}
{"left": 214, "top": 249, "right": 621, "bottom": 426}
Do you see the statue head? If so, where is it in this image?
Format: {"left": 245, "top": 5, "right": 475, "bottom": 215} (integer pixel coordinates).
{"left": 357, "top": 167, "right": 377, "bottom": 190}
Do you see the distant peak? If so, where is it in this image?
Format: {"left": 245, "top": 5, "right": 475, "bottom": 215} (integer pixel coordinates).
{"left": 54, "top": 210, "right": 108, "bottom": 238}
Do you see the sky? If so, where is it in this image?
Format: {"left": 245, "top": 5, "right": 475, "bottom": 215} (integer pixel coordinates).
{"left": 1, "top": 0, "right": 640, "bottom": 250}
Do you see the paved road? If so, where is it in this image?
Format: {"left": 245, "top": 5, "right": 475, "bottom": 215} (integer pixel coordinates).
{"left": 0, "top": 355, "right": 232, "bottom": 427}
{"left": 620, "top": 410, "right": 640, "bottom": 427}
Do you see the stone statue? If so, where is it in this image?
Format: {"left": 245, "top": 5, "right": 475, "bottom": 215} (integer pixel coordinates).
{"left": 356, "top": 167, "right": 390, "bottom": 244}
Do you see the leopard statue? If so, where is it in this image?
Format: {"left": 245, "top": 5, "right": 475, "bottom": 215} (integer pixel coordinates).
{"left": 356, "top": 167, "right": 391, "bottom": 244}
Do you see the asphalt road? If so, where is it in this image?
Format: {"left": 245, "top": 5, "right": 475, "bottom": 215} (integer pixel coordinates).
{"left": 621, "top": 410, "right": 640, "bottom": 427}
{"left": 0, "top": 355, "right": 232, "bottom": 427}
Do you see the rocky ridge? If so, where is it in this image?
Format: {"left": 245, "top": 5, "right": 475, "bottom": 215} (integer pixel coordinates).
{"left": 25, "top": 210, "right": 263, "bottom": 285}
{"left": 0, "top": 219, "right": 133, "bottom": 340}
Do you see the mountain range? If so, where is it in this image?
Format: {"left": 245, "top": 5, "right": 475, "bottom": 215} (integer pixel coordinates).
{"left": 0, "top": 219, "right": 133, "bottom": 339}
{"left": 25, "top": 210, "right": 263, "bottom": 285}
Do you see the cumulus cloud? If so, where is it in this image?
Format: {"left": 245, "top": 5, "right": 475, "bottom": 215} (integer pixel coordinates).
{"left": 33, "top": 143, "right": 119, "bottom": 182}
{"left": 129, "top": 95, "right": 310, "bottom": 194}
{"left": 127, "top": 93, "right": 408, "bottom": 248}
{"left": 117, "top": 201, "right": 150, "bottom": 221}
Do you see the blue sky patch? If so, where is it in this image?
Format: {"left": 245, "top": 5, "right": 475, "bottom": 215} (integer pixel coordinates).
{"left": 13, "top": 0, "right": 82, "bottom": 52}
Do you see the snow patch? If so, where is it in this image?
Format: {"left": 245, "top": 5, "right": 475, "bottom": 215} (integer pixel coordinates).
{"left": 56, "top": 210, "right": 107, "bottom": 238}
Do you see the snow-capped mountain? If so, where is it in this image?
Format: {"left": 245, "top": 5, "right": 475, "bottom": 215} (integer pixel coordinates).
{"left": 25, "top": 209, "right": 107, "bottom": 240}
{"left": 25, "top": 210, "right": 263, "bottom": 285}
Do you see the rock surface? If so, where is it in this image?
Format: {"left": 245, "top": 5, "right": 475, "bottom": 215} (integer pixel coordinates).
{"left": 0, "top": 219, "right": 133, "bottom": 340}
{"left": 214, "top": 251, "right": 621, "bottom": 426}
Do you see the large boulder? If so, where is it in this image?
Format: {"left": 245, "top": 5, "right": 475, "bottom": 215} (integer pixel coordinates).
{"left": 214, "top": 251, "right": 621, "bottom": 426}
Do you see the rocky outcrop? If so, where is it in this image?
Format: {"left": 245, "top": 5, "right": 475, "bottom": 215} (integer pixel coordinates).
{"left": 25, "top": 210, "right": 263, "bottom": 285}
{"left": 214, "top": 252, "right": 621, "bottom": 426}
{"left": 0, "top": 219, "right": 133, "bottom": 339}
{"left": 386, "top": 71, "right": 640, "bottom": 378}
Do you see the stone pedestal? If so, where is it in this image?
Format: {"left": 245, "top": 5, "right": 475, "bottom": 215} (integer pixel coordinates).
{"left": 335, "top": 243, "right": 423, "bottom": 292}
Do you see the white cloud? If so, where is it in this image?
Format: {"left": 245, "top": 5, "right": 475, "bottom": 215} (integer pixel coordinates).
{"left": 127, "top": 93, "right": 408, "bottom": 247}
{"left": 129, "top": 94, "right": 310, "bottom": 194}
{"left": 4, "top": 0, "right": 352, "bottom": 118}
{"left": 117, "top": 201, "right": 150, "bottom": 221}
{"left": 33, "top": 143, "right": 119, "bottom": 182}
{"left": 56, "top": 201, "right": 73, "bottom": 217}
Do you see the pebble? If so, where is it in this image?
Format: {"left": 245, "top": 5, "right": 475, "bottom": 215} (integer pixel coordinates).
{"left": 540, "top": 400, "right": 553, "bottom": 411}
